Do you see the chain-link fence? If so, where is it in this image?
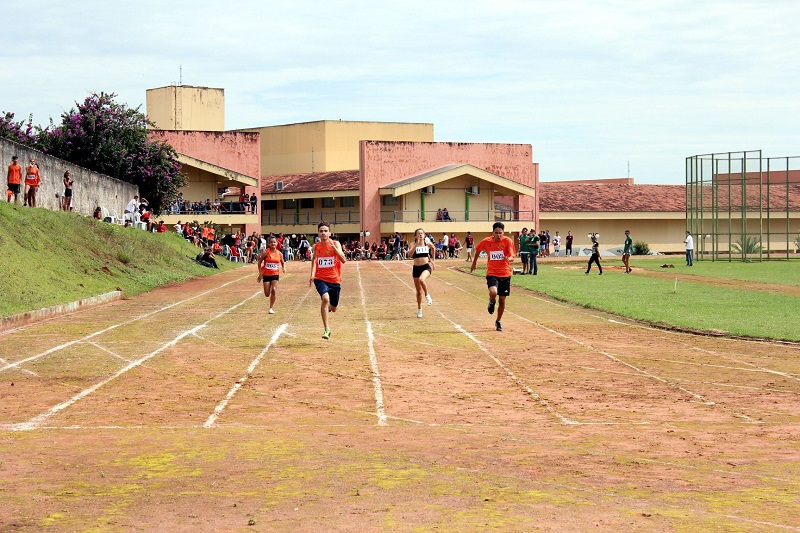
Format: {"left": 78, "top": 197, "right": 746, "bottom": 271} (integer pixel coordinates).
{"left": 686, "top": 150, "right": 800, "bottom": 261}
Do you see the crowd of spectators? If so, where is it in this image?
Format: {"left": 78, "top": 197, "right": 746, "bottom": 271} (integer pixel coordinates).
{"left": 167, "top": 192, "right": 258, "bottom": 215}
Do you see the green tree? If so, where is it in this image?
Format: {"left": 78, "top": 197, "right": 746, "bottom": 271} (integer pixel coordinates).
{"left": 38, "top": 92, "right": 185, "bottom": 213}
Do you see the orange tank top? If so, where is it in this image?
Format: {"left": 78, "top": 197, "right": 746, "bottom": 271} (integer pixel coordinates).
{"left": 260, "top": 248, "right": 283, "bottom": 276}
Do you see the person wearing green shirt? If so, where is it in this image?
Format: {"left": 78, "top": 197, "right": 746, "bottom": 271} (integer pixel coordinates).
{"left": 528, "top": 230, "right": 540, "bottom": 275}
{"left": 518, "top": 228, "right": 531, "bottom": 274}
{"left": 623, "top": 229, "right": 633, "bottom": 274}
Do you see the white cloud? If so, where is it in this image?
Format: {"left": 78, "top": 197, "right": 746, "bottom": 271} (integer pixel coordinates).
{"left": 2, "top": 0, "right": 799, "bottom": 183}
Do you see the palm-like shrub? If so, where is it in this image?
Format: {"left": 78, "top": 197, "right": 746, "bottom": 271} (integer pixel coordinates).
{"left": 732, "top": 236, "right": 762, "bottom": 255}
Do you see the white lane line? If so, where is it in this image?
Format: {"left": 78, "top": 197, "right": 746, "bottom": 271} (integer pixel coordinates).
{"left": 0, "top": 273, "right": 252, "bottom": 374}
{"left": 87, "top": 341, "right": 133, "bottom": 363}
{"left": 691, "top": 346, "right": 800, "bottom": 383}
{"left": 378, "top": 261, "right": 578, "bottom": 425}
{"left": 447, "top": 278, "right": 719, "bottom": 407}
{"left": 11, "top": 326, "right": 204, "bottom": 431}
{"left": 203, "top": 324, "right": 288, "bottom": 428}
{"left": 202, "top": 285, "right": 314, "bottom": 427}
{"left": 11, "top": 290, "right": 262, "bottom": 432}
{"left": 357, "top": 262, "right": 388, "bottom": 426}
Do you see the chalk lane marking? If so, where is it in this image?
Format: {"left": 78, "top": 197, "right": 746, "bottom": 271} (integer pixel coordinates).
{"left": 356, "top": 262, "right": 388, "bottom": 426}
{"left": 202, "top": 285, "right": 315, "bottom": 427}
{"left": 378, "top": 261, "right": 578, "bottom": 426}
{"left": 691, "top": 346, "right": 800, "bottom": 383}
{"left": 204, "top": 324, "right": 288, "bottom": 428}
{"left": 445, "top": 273, "right": 771, "bottom": 422}
{"left": 0, "top": 273, "right": 252, "bottom": 374}
{"left": 11, "top": 290, "right": 262, "bottom": 431}
{"left": 446, "top": 276, "right": 716, "bottom": 403}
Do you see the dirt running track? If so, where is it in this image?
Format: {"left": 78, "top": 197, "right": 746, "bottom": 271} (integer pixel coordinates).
{"left": 1, "top": 261, "right": 798, "bottom": 532}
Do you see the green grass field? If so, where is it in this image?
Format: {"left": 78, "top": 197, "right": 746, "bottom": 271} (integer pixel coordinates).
{"left": 0, "top": 202, "right": 241, "bottom": 317}
{"left": 2, "top": 202, "right": 798, "bottom": 342}
{"left": 470, "top": 255, "right": 800, "bottom": 342}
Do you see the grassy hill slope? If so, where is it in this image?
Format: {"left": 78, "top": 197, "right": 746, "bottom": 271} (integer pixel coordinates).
{"left": 0, "top": 202, "right": 243, "bottom": 317}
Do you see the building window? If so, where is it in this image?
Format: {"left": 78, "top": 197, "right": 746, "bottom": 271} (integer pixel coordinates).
{"left": 341, "top": 196, "right": 355, "bottom": 208}
{"left": 382, "top": 195, "right": 398, "bottom": 206}
{"left": 300, "top": 198, "right": 314, "bottom": 209}
{"left": 283, "top": 199, "right": 297, "bottom": 209}
{"left": 322, "top": 197, "right": 335, "bottom": 208}
{"left": 263, "top": 200, "right": 277, "bottom": 210}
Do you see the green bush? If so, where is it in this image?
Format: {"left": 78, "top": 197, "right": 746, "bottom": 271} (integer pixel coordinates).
{"left": 732, "top": 236, "right": 762, "bottom": 255}
{"left": 632, "top": 240, "right": 650, "bottom": 255}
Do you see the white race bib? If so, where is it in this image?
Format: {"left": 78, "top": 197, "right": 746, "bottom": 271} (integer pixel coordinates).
{"left": 415, "top": 246, "right": 428, "bottom": 255}
{"left": 317, "top": 256, "right": 334, "bottom": 268}
{"left": 265, "top": 262, "right": 279, "bottom": 270}
{"left": 489, "top": 250, "right": 505, "bottom": 261}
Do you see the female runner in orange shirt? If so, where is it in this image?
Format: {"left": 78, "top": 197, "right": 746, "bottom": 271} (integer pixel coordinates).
{"left": 257, "top": 236, "right": 286, "bottom": 314}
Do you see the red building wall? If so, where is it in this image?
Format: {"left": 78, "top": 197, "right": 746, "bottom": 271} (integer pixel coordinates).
{"left": 359, "top": 141, "right": 536, "bottom": 237}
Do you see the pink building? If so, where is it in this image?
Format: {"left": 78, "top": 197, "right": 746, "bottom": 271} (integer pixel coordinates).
{"left": 148, "top": 130, "right": 262, "bottom": 235}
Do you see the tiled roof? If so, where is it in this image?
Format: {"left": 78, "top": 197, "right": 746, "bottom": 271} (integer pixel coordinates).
{"left": 696, "top": 184, "right": 800, "bottom": 210}
{"left": 539, "top": 183, "right": 686, "bottom": 212}
{"left": 261, "top": 170, "right": 360, "bottom": 194}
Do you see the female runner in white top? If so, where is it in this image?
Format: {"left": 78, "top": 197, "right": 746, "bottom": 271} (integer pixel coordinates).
{"left": 411, "top": 228, "right": 436, "bottom": 318}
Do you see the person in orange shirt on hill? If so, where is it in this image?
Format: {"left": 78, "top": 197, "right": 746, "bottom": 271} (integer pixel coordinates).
{"left": 7, "top": 155, "right": 22, "bottom": 203}
{"left": 470, "top": 221, "right": 516, "bottom": 332}
{"left": 24, "top": 158, "right": 41, "bottom": 207}
{"left": 310, "top": 221, "right": 346, "bottom": 340}
{"left": 257, "top": 236, "right": 286, "bottom": 315}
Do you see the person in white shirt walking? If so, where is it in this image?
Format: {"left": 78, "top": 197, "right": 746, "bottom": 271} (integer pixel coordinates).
{"left": 684, "top": 231, "right": 694, "bottom": 266}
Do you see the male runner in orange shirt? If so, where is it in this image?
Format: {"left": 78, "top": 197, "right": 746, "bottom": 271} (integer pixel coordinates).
{"left": 471, "top": 221, "right": 516, "bottom": 331}
{"left": 310, "top": 221, "right": 347, "bottom": 339}
{"left": 6, "top": 155, "right": 21, "bottom": 203}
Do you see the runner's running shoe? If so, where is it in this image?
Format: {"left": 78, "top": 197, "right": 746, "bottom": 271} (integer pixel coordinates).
{"left": 322, "top": 328, "right": 331, "bottom": 339}
{"left": 416, "top": 309, "right": 423, "bottom": 318}
{"left": 426, "top": 294, "right": 432, "bottom": 306}
{"left": 495, "top": 320, "right": 502, "bottom": 331}
{"left": 268, "top": 308, "right": 275, "bottom": 314}
{"left": 488, "top": 300, "right": 495, "bottom": 314}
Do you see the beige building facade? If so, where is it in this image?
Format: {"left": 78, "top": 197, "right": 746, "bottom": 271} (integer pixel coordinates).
{"left": 242, "top": 120, "right": 434, "bottom": 176}
{"left": 146, "top": 85, "right": 225, "bottom": 132}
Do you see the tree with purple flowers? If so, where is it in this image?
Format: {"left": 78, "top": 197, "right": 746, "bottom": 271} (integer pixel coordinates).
{"left": 0, "top": 112, "right": 38, "bottom": 146}
{"left": 36, "top": 92, "right": 186, "bottom": 214}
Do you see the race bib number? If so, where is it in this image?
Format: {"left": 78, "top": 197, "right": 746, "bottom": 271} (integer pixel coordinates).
{"left": 265, "top": 262, "right": 279, "bottom": 270}
{"left": 415, "top": 246, "right": 428, "bottom": 255}
{"left": 317, "top": 256, "right": 334, "bottom": 268}
{"left": 489, "top": 250, "right": 505, "bottom": 261}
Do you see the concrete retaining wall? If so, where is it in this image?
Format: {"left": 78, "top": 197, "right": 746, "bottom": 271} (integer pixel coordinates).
{"left": 1, "top": 138, "right": 138, "bottom": 217}
{"left": 0, "top": 290, "right": 123, "bottom": 331}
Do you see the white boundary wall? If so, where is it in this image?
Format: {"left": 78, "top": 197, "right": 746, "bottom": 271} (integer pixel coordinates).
{"left": 1, "top": 138, "right": 138, "bottom": 217}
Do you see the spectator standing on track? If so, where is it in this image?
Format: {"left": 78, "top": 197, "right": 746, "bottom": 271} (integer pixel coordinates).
{"left": 565, "top": 231, "right": 573, "bottom": 256}
{"left": 310, "top": 221, "right": 346, "bottom": 339}
{"left": 622, "top": 230, "right": 633, "bottom": 274}
{"left": 464, "top": 231, "right": 475, "bottom": 262}
{"left": 585, "top": 234, "right": 603, "bottom": 275}
{"left": 257, "top": 236, "right": 286, "bottom": 315}
{"left": 471, "top": 221, "right": 515, "bottom": 332}
{"left": 411, "top": 228, "right": 436, "bottom": 318}
{"left": 6, "top": 155, "right": 21, "bottom": 203}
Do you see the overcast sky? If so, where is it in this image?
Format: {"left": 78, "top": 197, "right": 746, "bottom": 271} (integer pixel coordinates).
{"left": 2, "top": 0, "right": 799, "bottom": 184}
